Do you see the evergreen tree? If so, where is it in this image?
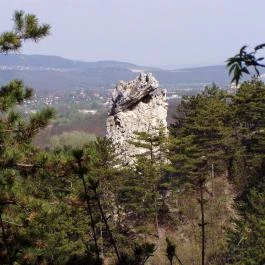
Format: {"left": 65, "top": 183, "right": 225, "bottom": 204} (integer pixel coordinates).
{"left": 228, "top": 79, "right": 265, "bottom": 192}
{"left": 0, "top": 10, "right": 50, "bottom": 53}
{"left": 70, "top": 138, "right": 125, "bottom": 264}
{"left": 0, "top": 11, "right": 54, "bottom": 264}
{"left": 120, "top": 129, "right": 168, "bottom": 237}
{"left": 226, "top": 177, "right": 265, "bottom": 265}
{"left": 225, "top": 80, "right": 265, "bottom": 265}
{"left": 168, "top": 85, "right": 233, "bottom": 265}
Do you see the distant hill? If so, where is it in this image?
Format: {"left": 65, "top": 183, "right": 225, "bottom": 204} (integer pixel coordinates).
{"left": 0, "top": 54, "right": 141, "bottom": 70}
{"left": 152, "top": 65, "right": 229, "bottom": 86}
{"left": 0, "top": 54, "right": 231, "bottom": 91}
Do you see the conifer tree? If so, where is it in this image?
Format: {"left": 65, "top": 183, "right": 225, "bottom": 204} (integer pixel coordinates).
{"left": 0, "top": 10, "right": 50, "bottom": 53}
{"left": 72, "top": 148, "right": 102, "bottom": 264}
{"left": 225, "top": 79, "right": 265, "bottom": 265}
{"left": 70, "top": 138, "right": 126, "bottom": 264}
{"left": 0, "top": 11, "right": 54, "bottom": 264}
{"left": 227, "top": 79, "right": 265, "bottom": 192}
{"left": 226, "top": 178, "right": 265, "bottom": 265}
{"left": 121, "top": 129, "right": 168, "bottom": 237}
{"left": 168, "top": 85, "right": 232, "bottom": 265}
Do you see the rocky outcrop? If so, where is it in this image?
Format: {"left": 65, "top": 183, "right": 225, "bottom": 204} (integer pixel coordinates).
{"left": 106, "top": 73, "right": 168, "bottom": 164}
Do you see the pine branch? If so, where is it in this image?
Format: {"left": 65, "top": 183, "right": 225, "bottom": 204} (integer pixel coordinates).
{"left": 0, "top": 10, "right": 51, "bottom": 53}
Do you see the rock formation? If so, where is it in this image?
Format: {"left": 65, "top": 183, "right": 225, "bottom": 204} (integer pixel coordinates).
{"left": 106, "top": 73, "right": 168, "bottom": 164}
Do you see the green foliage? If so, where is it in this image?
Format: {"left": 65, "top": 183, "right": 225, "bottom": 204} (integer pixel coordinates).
{"left": 116, "top": 242, "right": 156, "bottom": 265}
{"left": 227, "top": 44, "right": 265, "bottom": 85}
{"left": 2, "top": 10, "right": 265, "bottom": 265}
{"left": 0, "top": 10, "right": 56, "bottom": 265}
{"left": 167, "top": 84, "right": 240, "bottom": 264}
{"left": 223, "top": 80, "right": 265, "bottom": 265}
{"left": 226, "top": 178, "right": 265, "bottom": 265}
{"left": 120, "top": 129, "right": 169, "bottom": 237}
{"left": 0, "top": 80, "right": 32, "bottom": 111}
{"left": 169, "top": 84, "right": 231, "bottom": 186}
{"left": 129, "top": 128, "right": 167, "bottom": 163}
{"left": 0, "top": 10, "right": 50, "bottom": 53}
{"left": 229, "top": 80, "right": 265, "bottom": 191}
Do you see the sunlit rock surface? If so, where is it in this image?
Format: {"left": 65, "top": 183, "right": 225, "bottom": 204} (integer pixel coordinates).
{"left": 106, "top": 73, "right": 168, "bottom": 164}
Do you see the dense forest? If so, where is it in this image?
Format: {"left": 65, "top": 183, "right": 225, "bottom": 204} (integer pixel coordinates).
{"left": 1, "top": 11, "right": 265, "bottom": 265}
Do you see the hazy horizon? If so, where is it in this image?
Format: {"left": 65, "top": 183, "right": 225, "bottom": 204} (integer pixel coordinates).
{"left": 2, "top": 52, "right": 227, "bottom": 70}
{"left": 1, "top": 0, "right": 265, "bottom": 66}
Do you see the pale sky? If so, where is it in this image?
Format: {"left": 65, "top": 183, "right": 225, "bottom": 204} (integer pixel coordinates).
{"left": 0, "top": 0, "right": 265, "bottom": 67}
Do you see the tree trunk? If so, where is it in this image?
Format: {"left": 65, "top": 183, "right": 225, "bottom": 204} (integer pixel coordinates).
{"left": 199, "top": 183, "right": 206, "bottom": 265}
{"left": 100, "top": 219, "right": 104, "bottom": 260}
{"left": 93, "top": 188, "right": 121, "bottom": 262}
{"left": 78, "top": 161, "right": 101, "bottom": 264}
{"left": 154, "top": 184, "right": 159, "bottom": 238}
{"left": 211, "top": 163, "right": 214, "bottom": 197}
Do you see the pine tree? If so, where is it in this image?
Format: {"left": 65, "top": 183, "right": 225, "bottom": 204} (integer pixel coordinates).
{"left": 0, "top": 11, "right": 54, "bottom": 264}
{"left": 226, "top": 172, "right": 265, "bottom": 265}
{"left": 168, "top": 85, "right": 233, "bottom": 265}
{"left": 225, "top": 80, "right": 265, "bottom": 265}
{"left": 227, "top": 79, "right": 265, "bottom": 192}
{"left": 70, "top": 138, "right": 127, "bottom": 264}
{"left": 120, "top": 129, "right": 168, "bottom": 237}
{"left": 0, "top": 10, "right": 50, "bottom": 53}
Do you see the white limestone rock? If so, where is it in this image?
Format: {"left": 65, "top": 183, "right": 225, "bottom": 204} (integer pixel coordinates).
{"left": 106, "top": 73, "right": 168, "bottom": 164}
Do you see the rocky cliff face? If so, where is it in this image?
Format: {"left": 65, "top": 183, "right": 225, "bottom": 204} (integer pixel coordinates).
{"left": 106, "top": 73, "right": 168, "bottom": 164}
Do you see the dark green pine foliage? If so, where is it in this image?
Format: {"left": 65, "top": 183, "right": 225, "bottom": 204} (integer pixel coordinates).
{"left": 130, "top": 129, "right": 167, "bottom": 164}
{"left": 229, "top": 80, "right": 265, "bottom": 191}
{"left": 226, "top": 178, "right": 265, "bottom": 265}
{"left": 71, "top": 148, "right": 102, "bottom": 265}
{"left": 0, "top": 10, "right": 50, "bottom": 53}
{"left": 0, "top": 11, "right": 54, "bottom": 265}
{"left": 169, "top": 84, "right": 231, "bottom": 185}
{"left": 121, "top": 129, "right": 167, "bottom": 236}
{"left": 71, "top": 138, "right": 125, "bottom": 264}
{"left": 18, "top": 148, "right": 103, "bottom": 265}
{"left": 168, "top": 85, "right": 232, "bottom": 265}
{"left": 225, "top": 80, "right": 265, "bottom": 265}
{"left": 0, "top": 82, "right": 55, "bottom": 264}
{"left": 70, "top": 138, "right": 162, "bottom": 264}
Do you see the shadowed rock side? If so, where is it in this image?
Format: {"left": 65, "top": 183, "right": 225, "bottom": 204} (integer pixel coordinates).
{"left": 106, "top": 73, "right": 168, "bottom": 164}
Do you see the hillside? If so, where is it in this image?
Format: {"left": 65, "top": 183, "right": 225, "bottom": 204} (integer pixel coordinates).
{"left": 0, "top": 54, "right": 231, "bottom": 91}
